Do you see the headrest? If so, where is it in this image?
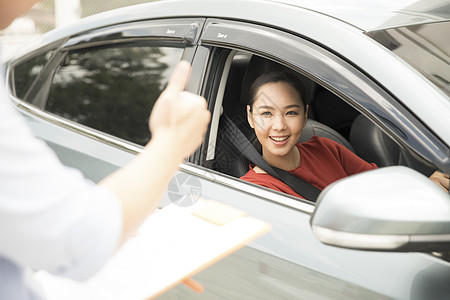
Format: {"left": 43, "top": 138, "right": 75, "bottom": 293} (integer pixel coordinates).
{"left": 302, "top": 120, "right": 354, "bottom": 152}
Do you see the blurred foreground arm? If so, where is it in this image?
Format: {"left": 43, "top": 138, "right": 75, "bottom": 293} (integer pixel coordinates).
{"left": 99, "top": 61, "right": 210, "bottom": 245}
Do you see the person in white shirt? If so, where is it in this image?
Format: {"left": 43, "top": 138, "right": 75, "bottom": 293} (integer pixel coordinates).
{"left": 0, "top": 1, "right": 211, "bottom": 299}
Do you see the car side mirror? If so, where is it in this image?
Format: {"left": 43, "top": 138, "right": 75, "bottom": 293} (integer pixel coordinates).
{"left": 311, "top": 166, "right": 450, "bottom": 252}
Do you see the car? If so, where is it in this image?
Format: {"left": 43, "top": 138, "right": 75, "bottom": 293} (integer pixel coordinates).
{"left": 4, "top": 0, "right": 450, "bottom": 299}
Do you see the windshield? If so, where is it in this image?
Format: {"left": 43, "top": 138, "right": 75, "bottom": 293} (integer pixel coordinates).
{"left": 368, "top": 21, "right": 450, "bottom": 98}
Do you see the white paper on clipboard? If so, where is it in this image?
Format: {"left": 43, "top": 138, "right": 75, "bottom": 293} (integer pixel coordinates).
{"left": 34, "top": 199, "right": 270, "bottom": 300}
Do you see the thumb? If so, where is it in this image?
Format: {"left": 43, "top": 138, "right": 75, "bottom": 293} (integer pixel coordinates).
{"left": 165, "top": 60, "right": 191, "bottom": 93}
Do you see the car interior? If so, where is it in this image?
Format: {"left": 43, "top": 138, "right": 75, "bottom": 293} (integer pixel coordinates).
{"left": 205, "top": 51, "right": 436, "bottom": 187}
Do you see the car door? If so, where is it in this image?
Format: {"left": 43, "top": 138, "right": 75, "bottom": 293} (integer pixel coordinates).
{"left": 167, "top": 18, "right": 450, "bottom": 300}
{"left": 8, "top": 18, "right": 205, "bottom": 182}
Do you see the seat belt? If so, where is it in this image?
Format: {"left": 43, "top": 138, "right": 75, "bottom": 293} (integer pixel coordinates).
{"left": 221, "top": 114, "right": 321, "bottom": 201}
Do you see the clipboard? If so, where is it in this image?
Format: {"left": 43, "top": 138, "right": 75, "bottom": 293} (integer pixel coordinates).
{"left": 34, "top": 199, "right": 270, "bottom": 299}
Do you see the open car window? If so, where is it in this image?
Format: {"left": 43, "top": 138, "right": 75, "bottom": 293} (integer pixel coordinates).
{"left": 198, "top": 42, "right": 440, "bottom": 202}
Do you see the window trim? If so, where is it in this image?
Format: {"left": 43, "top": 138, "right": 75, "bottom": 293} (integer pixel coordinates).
{"left": 62, "top": 18, "right": 205, "bottom": 50}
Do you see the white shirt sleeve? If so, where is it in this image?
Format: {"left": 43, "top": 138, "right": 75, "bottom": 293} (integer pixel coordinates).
{"left": 0, "top": 63, "right": 123, "bottom": 281}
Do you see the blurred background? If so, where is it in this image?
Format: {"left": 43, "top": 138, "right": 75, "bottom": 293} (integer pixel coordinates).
{"left": 0, "top": 0, "right": 157, "bottom": 60}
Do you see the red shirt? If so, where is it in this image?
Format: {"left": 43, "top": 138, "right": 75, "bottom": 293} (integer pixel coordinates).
{"left": 240, "top": 136, "right": 377, "bottom": 199}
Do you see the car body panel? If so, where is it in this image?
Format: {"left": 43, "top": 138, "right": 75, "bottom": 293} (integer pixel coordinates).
{"left": 157, "top": 165, "right": 446, "bottom": 299}
{"left": 17, "top": 105, "right": 133, "bottom": 182}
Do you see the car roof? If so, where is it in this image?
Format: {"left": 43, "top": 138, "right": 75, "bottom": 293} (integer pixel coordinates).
{"left": 34, "top": 0, "right": 449, "bottom": 38}
{"left": 20, "top": 0, "right": 449, "bottom": 50}
{"left": 270, "top": 0, "right": 450, "bottom": 31}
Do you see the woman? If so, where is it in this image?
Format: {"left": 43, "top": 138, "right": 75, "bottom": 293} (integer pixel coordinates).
{"left": 240, "top": 71, "right": 449, "bottom": 199}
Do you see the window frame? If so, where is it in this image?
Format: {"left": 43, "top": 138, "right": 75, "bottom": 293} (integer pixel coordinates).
{"left": 9, "top": 18, "right": 205, "bottom": 151}
{"left": 195, "top": 18, "right": 450, "bottom": 175}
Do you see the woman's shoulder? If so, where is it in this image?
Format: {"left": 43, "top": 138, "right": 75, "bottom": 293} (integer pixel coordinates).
{"left": 240, "top": 167, "right": 279, "bottom": 189}
{"left": 240, "top": 165, "right": 266, "bottom": 180}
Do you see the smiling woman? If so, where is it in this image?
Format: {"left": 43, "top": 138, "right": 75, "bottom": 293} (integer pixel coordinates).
{"left": 240, "top": 70, "right": 379, "bottom": 199}
{"left": 247, "top": 72, "right": 308, "bottom": 170}
{"left": 240, "top": 69, "right": 449, "bottom": 199}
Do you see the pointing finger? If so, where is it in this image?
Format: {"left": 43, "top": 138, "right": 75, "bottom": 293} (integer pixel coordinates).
{"left": 165, "top": 60, "right": 191, "bottom": 93}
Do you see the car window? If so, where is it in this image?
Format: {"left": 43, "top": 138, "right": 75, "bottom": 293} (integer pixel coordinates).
{"left": 207, "top": 51, "right": 360, "bottom": 178}
{"left": 45, "top": 45, "right": 183, "bottom": 146}
{"left": 198, "top": 19, "right": 446, "bottom": 201}
{"left": 13, "top": 49, "right": 55, "bottom": 99}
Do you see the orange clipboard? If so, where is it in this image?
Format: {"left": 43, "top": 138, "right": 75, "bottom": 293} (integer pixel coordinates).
{"left": 34, "top": 199, "right": 271, "bottom": 299}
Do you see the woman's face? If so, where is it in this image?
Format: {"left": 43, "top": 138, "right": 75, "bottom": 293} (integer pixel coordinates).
{"left": 247, "top": 81, "right": 307, "bottom": 161}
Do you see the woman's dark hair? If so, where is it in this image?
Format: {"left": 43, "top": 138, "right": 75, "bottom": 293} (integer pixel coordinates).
{"left": 248, "top": 71, "right": 307, "bottom": 112}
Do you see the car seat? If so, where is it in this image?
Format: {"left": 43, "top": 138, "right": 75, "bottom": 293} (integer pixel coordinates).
{"left": 350, "top": 114, "right": 400, "bottom": 167}
{"left": 350, "top": 114, "right": 435, "bottom": 175}
{"left": 311, "top": 86, "right": 360, "bottom": 140}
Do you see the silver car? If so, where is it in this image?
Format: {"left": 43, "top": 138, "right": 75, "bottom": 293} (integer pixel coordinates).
{"left": 4, "top": 0, "right": 450, "bottom": 299}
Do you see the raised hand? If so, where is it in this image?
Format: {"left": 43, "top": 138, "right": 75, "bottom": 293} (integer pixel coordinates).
{"left": 149, "top": 61, "right": 210, "bottom": 159}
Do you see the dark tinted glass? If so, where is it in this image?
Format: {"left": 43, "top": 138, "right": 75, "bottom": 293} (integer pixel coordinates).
{"left": 368, "top": 21, "right": 450, "bottom": 98}
{"left": 46, "top": 45, "right": 183, "bottom": 145}
{"left": 13, "top": 50, "right": 54, "bottom": 99}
